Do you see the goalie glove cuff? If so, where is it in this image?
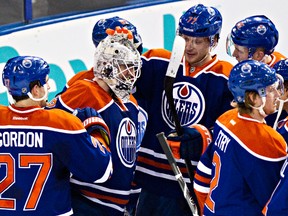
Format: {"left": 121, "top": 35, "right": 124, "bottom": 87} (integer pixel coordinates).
{"left": 73, "top": 107, "right": 111, "bottom": 146}
{"left": 83, "top": 117, "right": 111, "bottom": 146}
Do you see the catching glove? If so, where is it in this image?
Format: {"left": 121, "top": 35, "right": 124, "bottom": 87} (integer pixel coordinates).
{"left": 167, "top": 124, "right": 212, "bottom": 161}
{"left": 73, "top": 107, "right": 111, "bottom": 146}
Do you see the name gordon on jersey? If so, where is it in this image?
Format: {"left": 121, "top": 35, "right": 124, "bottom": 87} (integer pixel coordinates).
{"left": 0, "top": 131, "right": 43, "bottom": 148}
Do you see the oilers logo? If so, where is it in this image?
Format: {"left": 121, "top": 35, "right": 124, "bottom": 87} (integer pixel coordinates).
{"left": 116, "top": 118, "right": 137, "bottom": 168}
{"left": 162, "top": 82, "right": 205, "bottom": 129}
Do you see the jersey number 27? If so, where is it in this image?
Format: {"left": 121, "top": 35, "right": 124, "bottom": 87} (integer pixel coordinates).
{"left": 0, "top": 153, "right": 52, "bottom": 211}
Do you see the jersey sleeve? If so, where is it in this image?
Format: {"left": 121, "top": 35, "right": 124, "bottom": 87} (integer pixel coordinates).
{"left": 45, "top": 109, "right": 113, "bottom": 183}
{"left": 48, "top": 79, "right": 112, "bottom": 113}
{"left": 67, "top": 68, "right": 94, "bottom": 88}
{"left": 263, "top": 159, "right": 288, "bottom": 216}
{"left": 193, "top": 143, "right": 213, "bottom": 214}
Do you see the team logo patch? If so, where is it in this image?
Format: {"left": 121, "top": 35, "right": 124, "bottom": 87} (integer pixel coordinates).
{"left": 236, "top": 21, "right": 244, "bottom": 29}
{"left": 162, "top": 82, "right": 205, "bottom": 129}
{"left": 22, "top": 59, "right": 32, "bottom": 68}
{"left": 207, "top": 7, "right": 216, "bottom": 16}
{"left": 97, "top": 18, "right": 107, "bottom": 27}
{"left": 116, "top": 118, "right": 137, "bottom": 168}
{"left": 241, "top": 63, "right": 252, "bottom": 73}
{"left": 46, "top": 97, "right": 57, "bottom": 108}
{"left": 257, "top": 24, "right": 267, "bottom": 35}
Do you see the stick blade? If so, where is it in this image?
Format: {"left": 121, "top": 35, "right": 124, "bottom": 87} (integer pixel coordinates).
{"left": 166, "top": 35, "right": 185, "bottom": 78}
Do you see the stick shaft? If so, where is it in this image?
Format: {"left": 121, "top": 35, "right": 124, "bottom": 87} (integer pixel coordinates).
{"left": 163, "top": 35, "right": 200, "bottom": 214}
{"left": 156, "top": 132, "right": 198, "bottom": 215}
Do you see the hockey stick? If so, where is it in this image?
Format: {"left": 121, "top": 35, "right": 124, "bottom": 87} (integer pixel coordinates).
{"left": 156, "top": 132, "right": 198, "bottom": 216}
{"left": 164, "top": 36, "right": 196, "bottom": 180}
{"left": 164, "top": 35, "right": 185, "bottom": 135}
{"left": 161, "top": 35, "right": 199, "bottom": 215}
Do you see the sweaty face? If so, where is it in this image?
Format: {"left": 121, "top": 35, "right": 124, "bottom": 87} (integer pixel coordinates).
{"left": 182, "top": 34, "right": 211, "bottom": 66}
{"left": 232, "top": 44, "right": 249, "bottom": 62}
{"left": 263, "top": 83, "right": 281, "bottom": 115}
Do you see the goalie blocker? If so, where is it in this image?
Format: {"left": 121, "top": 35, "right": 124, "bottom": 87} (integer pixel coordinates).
{"left": 167, "top": 124, "right": 212, "bottom": 160}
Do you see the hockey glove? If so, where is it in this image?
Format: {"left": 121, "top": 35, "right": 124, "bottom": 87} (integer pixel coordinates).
{"left": 167, "top": 124, "right": 212, "bottom": 161}
{"left": 73, "top": 107, "right": 111, "bottom": 146}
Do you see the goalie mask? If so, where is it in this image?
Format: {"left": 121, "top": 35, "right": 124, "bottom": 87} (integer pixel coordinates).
{"left": 93, "top": 35, "right": 142, "bottom": 102}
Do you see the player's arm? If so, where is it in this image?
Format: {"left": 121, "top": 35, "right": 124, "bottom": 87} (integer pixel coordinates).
{"left": 193, "top": 144, "right": 214, "bottom": 215}
{"left": 73, "top": 107, "right": 111, "bottom": 151}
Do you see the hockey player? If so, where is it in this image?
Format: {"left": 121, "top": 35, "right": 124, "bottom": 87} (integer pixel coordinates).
{"left": 262, "top": 60, "right": 288, "bottom": 216}
{"left": 266, "top": 59, "right": 288, "bottom": 128}
{"left": 227, "top": 15, "right": 286, "bottom": 128}
{"left": 50, "top": 16, "right": 145, "bottom": 215}
{"left": 47, "top": 33, "right": 144, "bottom": 215}
{"left": 194, "top": 59, "right": 287, "bottom": 215}
{"left": 133, "top": 4, "right": 234, "bottom": 216}
{"left": 263, "top": 158, "right": 288, "bottom": 216}
{"left": 58, "top": 16, "right": 143, "bottom": 94}
{"left": 0, "top": 56, "right": 112, "bottom": 215}
{"left": 226, "top": 15, "right": 286, "bottom": 66}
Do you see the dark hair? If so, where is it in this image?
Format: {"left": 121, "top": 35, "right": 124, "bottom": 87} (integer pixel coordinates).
{"left": 12, "top": 80, "right": 42, "bottom": 102}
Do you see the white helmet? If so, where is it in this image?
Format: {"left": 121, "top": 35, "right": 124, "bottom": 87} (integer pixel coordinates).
{"left": 93, "top": 35, "right": 142, "bottom": 102}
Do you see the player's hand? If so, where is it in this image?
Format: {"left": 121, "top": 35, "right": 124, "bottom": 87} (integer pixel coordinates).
{"left": 106, "top": 26, "right": 134, "bottom": 44}
{"left": 73, "top": 107, "right": 111, "bottom": 146}
{"left": 166, "top": 124, "right": 212, "bottom": 161}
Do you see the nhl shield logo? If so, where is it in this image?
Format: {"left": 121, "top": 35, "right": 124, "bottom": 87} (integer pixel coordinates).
{"left": 161, "top": 82, "right": 205, "bottom": 129}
